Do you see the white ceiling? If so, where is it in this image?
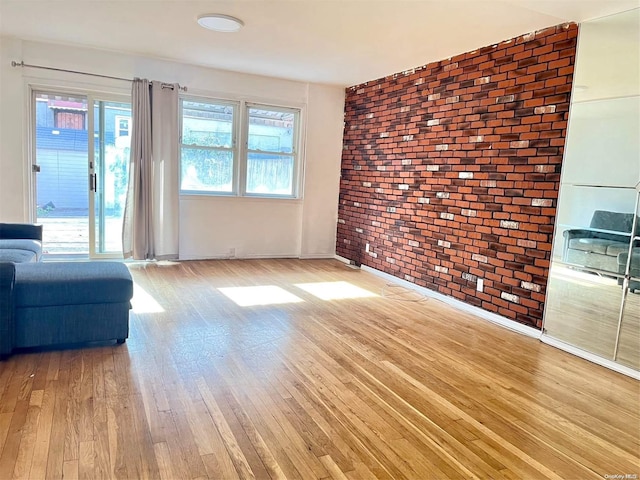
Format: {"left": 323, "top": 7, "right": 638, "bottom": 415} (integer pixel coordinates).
{"left": 0, "top": 0, "right": 638, "bottom": 87}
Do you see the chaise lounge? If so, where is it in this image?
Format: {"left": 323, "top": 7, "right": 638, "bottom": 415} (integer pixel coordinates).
{"left": 0, "top": 223, "right": 134, "bottom": 359}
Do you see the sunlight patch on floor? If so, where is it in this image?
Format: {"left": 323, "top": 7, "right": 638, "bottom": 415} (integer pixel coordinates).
{"left": 294, "top": 281, "right": 378, "bottom": 300}
{"left": 219, "top": 285, "right": 304, "bottom": 307}
{"left": 131, "top": 283, "right": 165, "bottom": 313}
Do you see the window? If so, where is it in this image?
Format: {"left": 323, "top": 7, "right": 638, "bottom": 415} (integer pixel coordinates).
{"left": 180, "top": 100, "right": 237, "bottom": 193}
{"left": 54, "top": 111, "right": 86, "bottom": 129}
{"left": 115, "top": 116, "right": 130, "bottom": 137}
{"left": 179, "top": 98, "right": 301, "bottom": 198}
{"left": 42, "top": 96, "right": 88, "bottom": 130}
{"left": 246, "top": 105, "right": 299, "bottom": 196}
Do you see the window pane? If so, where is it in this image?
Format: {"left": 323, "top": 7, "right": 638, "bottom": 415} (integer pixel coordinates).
{"left": 246, "top": 153, "right": 293, "bottom": 195}
{"left": 35, "top": 92, "right": 89, "bottom": 254}
{"left": 182, "top": 101, "right": 234, "bottom": 148}
{"left": 181, "top": 148, "right": 233, "bottom": 192}
{"left": 248, "top": 108, "right": 295, "bottom": 153}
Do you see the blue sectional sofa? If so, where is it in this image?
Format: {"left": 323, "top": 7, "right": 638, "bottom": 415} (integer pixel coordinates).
{"left": 0, "top": 223, "right": 134, "bottom": 359}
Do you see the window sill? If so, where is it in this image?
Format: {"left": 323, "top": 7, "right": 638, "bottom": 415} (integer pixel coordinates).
{"left": 180, "top": 193, "right": 303, "bottom": 203}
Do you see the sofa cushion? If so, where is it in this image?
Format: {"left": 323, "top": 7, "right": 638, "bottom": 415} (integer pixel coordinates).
{"left": 618, "top": 250, "right": 640, "bottom": 269}
{"left": 568, "top": 238, "right": 620, "bottom": 255}
{"left": 0, "top": 239, "right": 42, "bottom": 261}
{"left": 0, "top": 249, "right": 37, "bottom": 263}
{"left": 14, "top": 261, "right": 133, "bottom": 308}
{"left": 606, "top": 243, "right": 632, "bottom": 257}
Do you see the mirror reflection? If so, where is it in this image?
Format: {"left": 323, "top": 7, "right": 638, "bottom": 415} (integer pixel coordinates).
{"left": 558, "top": 187, "right": 637, "bottom": 275}
{"left": 616, "top": 194, "right": 640, "bottom": 370}
{"left": 545, "top": 264, "right": 620, "bottom": 360}
{"left": 543, "top": 8, "right": 640, "bottom": 373}
{"left": 618, "top": 280, "right": 640, "bottom": 370}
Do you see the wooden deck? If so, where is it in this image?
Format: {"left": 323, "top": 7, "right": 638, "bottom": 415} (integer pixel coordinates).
{"left": 0, "top": 259, "right": 638, "bottom": 479}
{"left": 38, "top": 217, "right": 123, "bottom": 256}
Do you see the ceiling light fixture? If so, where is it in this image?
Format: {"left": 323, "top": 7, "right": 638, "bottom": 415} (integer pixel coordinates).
{"left": 197, "top": 14, "right": 244, "bottom": 33}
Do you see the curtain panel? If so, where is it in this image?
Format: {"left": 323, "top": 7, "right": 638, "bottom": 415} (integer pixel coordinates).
{"left": 122, "top": 79, "right": 179, "bottom": 260}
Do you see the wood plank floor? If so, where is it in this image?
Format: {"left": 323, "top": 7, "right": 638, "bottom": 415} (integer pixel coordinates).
{"left": 0, "top": 259, "right": 638, "bottom": 479}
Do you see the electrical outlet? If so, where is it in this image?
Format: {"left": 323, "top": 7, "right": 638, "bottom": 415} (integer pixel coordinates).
{"left": 477, "top": 278, "right": 484, "bottom": 292}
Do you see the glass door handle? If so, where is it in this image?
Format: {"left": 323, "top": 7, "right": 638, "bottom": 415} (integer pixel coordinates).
{"left": 90, "top": 173, "right": 97, "bottom": 192}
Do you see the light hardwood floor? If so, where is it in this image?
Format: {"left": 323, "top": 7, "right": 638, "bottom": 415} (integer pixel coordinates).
{"left": 0, "top": 259, "right": 638, "bottom": 479}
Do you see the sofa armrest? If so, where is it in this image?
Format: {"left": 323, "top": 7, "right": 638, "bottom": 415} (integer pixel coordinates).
{"left": 563, "top": 227, "right": 631, "bottom": 244}
{"left": 0, "top": 262, "right": 16, "bottom": 359}
{"left": 0, "top": 223, "right": 43, "bottom": 241}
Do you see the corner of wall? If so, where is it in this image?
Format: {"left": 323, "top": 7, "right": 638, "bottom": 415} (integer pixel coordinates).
{"left": 300, "top": 83, "right": 346, "bottom": 257}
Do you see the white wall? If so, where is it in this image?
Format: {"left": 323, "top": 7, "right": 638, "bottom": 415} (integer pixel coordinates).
{"left": 0, "top": 37, "right": 345, "bottom": 259}
{"left": 300, "top": 84, "right": 345, "bottom": 258}
{"left": 0, "top": 37, "right": 27, "bottom": 221}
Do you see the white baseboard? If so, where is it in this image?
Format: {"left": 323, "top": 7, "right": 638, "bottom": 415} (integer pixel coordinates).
{"left": 179, "top": 253, "right": 298, "bottom": 261}
{"left": 540, "top": 335, "right": 640, "bottom": 380}
{"left": 178, "top": 254, "right": 234, "bottom": 260}
{"left": 299, "top": 253, "right": 337, "bottom": 260}
{"left": 241, "top": 253, "right": 299, "bottom": 259}
{"left": 180, "top": 252, "right": 338, "bottom": 261}
{"left": 334, "top": 254, "right": 353, "bottom": 265}
{"left": 360, "top": 265, "right": 541, "bottom": 339}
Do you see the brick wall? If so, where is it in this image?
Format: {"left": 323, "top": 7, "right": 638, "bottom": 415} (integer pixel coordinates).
{"left": 336, "top": 23, "right": 578, "bottom": 328}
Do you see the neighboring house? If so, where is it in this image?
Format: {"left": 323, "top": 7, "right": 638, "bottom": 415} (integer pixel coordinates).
{"left": 35, "top": 127, "right": 90, "bottom": 214}
{"left": 35, "top": 96, "right": 127, "bottom": 215}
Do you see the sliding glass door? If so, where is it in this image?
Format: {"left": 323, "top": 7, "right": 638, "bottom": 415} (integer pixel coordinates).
{"left": 33, "top": 90, "right": 131, "bottom": 258}
{"left": 91, "top": 99, "right": 131, "bottom": 257}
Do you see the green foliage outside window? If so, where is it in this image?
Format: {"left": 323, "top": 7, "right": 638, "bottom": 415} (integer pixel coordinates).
{"left": 181, "top": 128, "right": 233, "bottom": 191}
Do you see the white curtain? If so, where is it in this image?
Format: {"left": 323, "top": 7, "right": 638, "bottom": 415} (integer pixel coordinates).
{"left": 122, "top": 79, "right": 179, "bottom": 260}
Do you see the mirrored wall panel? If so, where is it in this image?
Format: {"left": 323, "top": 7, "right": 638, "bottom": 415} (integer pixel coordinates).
{"left": 543, "top": 8, "right": 640, "bottom": 373}
{"left": 615, "top": 194, "right": 640, "bottom": 370}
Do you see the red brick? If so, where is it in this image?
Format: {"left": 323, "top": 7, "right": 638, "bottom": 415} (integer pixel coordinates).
{"left": 337, "top": 22, "right": 577, "bottom": 329}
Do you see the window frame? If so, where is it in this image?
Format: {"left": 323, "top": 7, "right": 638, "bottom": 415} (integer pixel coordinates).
{"left": 179, "top": 96, "right": 304, "bottom": 199}
{"left": 241, "top": 103, "right": 301, "bottom": 199}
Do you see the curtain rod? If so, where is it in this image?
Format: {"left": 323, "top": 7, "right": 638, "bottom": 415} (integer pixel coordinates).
{"left": 11, "top": 60, "right": 187, "bottom": 92}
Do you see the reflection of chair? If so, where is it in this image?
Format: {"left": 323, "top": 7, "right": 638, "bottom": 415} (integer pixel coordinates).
{"left": 618, "top": 250, "right": 640, "bottom": 293}
{"left": 563, "top": 210, "right": 639, "bottom": 273}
